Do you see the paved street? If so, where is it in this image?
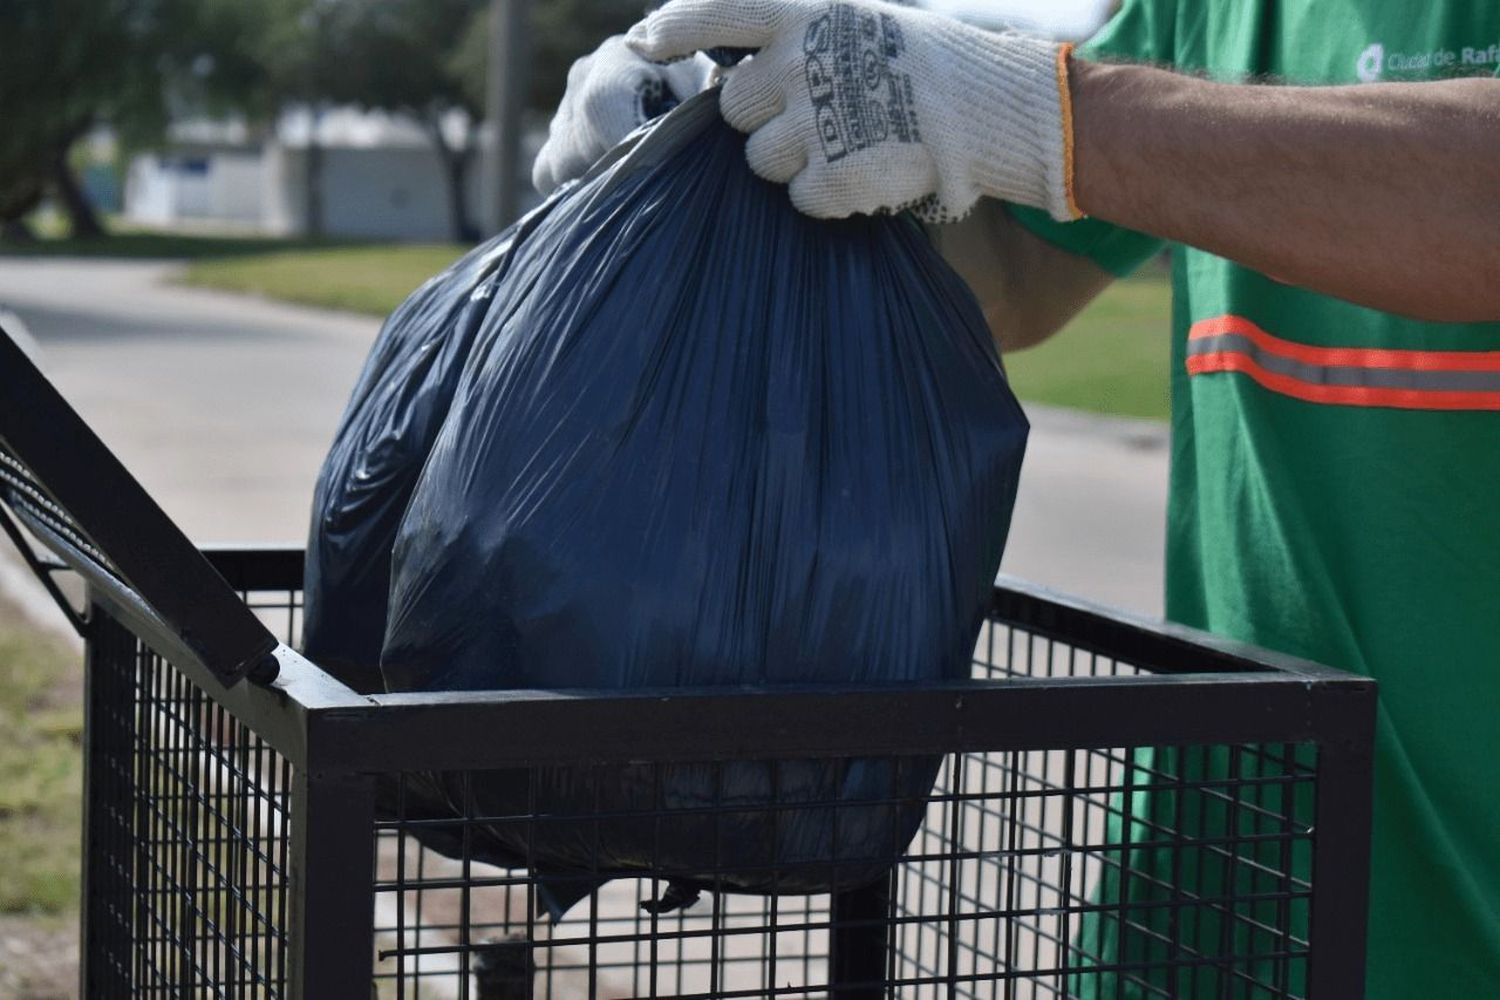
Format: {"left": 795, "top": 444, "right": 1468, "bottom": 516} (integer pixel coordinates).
{"left": 1003, "top": 406, "right": 1167, "bottom": 616}
{"left": 0, "top": 258, "right": 377, "bottom": 546}
{"left": 0, "top": 256, "right": 1167, "bottom": 619}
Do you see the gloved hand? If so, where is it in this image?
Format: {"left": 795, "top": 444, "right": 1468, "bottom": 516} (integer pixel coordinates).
{"left": 627, "top": 0, "right": 1081, "bottom": 222}
{"left": 533, "top": 36, "right": 715, "bottom": 195}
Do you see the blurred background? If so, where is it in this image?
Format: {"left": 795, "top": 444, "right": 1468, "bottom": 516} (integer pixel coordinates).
{"left": 0, "top": 2, "right": 1160, "bottom": 996}
{"left": 3, "top": 0, "right": 1117, "bottom": 244}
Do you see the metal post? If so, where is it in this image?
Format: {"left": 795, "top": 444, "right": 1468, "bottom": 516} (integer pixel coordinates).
{"left": 79, "top": 610, "right": 135, "bottom": 998}
{"left": 1305, "top": 698, "right": 1377, "bottom": 997}
{"left": 830, "top": 878, "right": 891, "bottom": 998}
{"left": 287, "top": 770, "right": 378, "bottom": 999}
{"left": 487, "top": 0, "right": 531, "bottom": 231}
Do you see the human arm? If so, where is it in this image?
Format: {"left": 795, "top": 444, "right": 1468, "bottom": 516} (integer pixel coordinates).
{"left": 1070, "top": 63, "right": 1500, "bottom": 324}
{"left": 926, "top": 201, "right": 1115, "bottom": 353}
{"left": 629, "top": 0, "right": 1500, "bottom": 324}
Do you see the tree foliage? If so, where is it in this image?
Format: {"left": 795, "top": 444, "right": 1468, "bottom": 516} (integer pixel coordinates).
{"left": 308, "top": 0, "right": 648, "bottom": 240}
{"left": 525, "top": 0, "right": 652, "bottom": 112}
{"left": 0, "top": 0, "right": 311, "bottom": 232}
{"left": 0, "top": 0, "right": 137, "bottom": 224}
{"left": 321, "top": 0, "right": 485, "bottom": 117}
{"left": 0, "top": 0, "right": 655, "bottom": 237}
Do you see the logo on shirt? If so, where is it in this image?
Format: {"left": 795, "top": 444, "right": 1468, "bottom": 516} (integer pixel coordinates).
{"left": 1356, "top": 43, "right": 1385, "bottom": 82}
{"left": 1356, "top": 40, "right": 1500, "bottom": 82}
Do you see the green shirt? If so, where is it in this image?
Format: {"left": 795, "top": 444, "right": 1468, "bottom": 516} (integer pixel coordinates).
{"left": 1016, "top": 2, "right": 1500, "bottom": 995}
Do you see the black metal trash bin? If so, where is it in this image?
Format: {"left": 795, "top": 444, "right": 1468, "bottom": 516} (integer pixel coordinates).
{"left": 0, "top": 327, "right": 1377, "bottom": 998}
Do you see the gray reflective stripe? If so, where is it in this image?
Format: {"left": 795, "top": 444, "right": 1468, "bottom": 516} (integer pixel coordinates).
{"left": 1187, "top": 333, "right": 1500, "bottom": 393}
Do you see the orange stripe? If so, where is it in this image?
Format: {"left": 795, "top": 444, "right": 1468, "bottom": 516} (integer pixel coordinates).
{"left": 1188, "top": 315, "right": 1500, "bottom": 372}
{"left": 1187, "top": 352, "right": 1500, "bottom": 411}
{"left": 1055, "top": 44, "right": 1082, "bottom": 221}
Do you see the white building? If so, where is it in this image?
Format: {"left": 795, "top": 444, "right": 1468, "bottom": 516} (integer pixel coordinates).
{"left": 125, "top": 108, "right": 542, "bottom": 242}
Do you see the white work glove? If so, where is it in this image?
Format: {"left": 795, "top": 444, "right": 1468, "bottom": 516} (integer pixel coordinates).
{"left": 533, "top": 36, "right": 716, "bottom": 195}
{"left": 626, "top": 0, "right": 1081, "bottom": 222}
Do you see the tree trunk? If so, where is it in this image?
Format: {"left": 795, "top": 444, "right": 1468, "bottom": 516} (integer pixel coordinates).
{"left": 0, "top": 178, "right": 45, "bottom": 231}
{"left": 0, "top": 218, "right": 36, "bottom": 243}
{"left": 53, "top": 149, "right": 106, "bottom": 240}
{"left": 447, "top": 145, "right": 479, "bottom": 244}
{"left": 304, "top": 117, "right": 326, "bottom": 239}
{"left": 426, "top": 113, "right": 480, "bottom": 244}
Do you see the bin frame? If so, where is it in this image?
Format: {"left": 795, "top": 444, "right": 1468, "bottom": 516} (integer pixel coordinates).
{"left": 74, "top": 546, "right": 1374, "bottom": 999}
{"left": 0, "top": 323, "right": 1376, "bottom": 996}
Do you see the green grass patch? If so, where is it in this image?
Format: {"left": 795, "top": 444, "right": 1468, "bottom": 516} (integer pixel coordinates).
{"left": 180, "top": 244, "right": 466, "bottom": 316}
{"left": 1004, "top": 266, "right": 1173, "bottom": 422}
{"left": 0, "top": 613, "right": 81, "bottom": 916}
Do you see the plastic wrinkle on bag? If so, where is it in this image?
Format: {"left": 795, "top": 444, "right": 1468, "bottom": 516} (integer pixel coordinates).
{"left": 308, "top": 90, "right": 1029, "bottom": 919}
{"left": 302, "top": 197, "right": 565, "bottom": 692}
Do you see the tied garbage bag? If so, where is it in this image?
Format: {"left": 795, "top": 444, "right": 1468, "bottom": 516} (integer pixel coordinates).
{"left": 379, "top": 90, "right": 1029, "bottom": 916}
{"left": 302, "top": 200, "right": 565, "bottom": 692}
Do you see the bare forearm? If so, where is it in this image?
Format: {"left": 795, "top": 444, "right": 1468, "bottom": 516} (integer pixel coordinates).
{"left": 1071, "top": 62, "right": 1500, "bottom": 323}
{"left": 928, "top": 200, "right": 1114, "bottom": 354}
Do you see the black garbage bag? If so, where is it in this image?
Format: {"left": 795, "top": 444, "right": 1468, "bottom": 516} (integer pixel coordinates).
{"left": 380, "top": 91, "right": 1029, "bottom": 917}
{"left": 301, "top": 200, "right": 565, "bottom": 691}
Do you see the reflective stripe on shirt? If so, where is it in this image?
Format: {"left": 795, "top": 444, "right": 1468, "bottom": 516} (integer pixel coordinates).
{"left": 1185, "top": 314, "right": 1500, "bottom": 410}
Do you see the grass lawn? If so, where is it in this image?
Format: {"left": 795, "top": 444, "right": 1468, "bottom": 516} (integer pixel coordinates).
{"left": 1003, "top": 265, "right": 1173, "bottom": 422}
{"left": 180, "top": 244, "right": 466, "bottom": 317}
{"left": 0, "top": 604, "right": 80, "bottom": 916}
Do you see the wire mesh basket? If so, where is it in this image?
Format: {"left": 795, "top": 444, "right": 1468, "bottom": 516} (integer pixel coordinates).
{"left": 77, "top": 554, "right": 1374, "bottom": 1000}
{"left": 0, "top": 324, "right": 1376, "bottom": 998}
